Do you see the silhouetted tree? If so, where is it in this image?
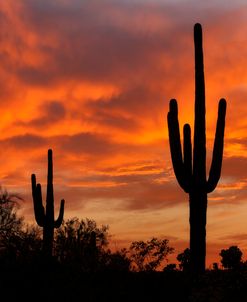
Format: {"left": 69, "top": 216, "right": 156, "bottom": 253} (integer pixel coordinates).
{"left": 128, "top": 238, "right": 174, "bottom": 271}
{"left": 0, "top": 188, "right": 44, "bottom": 266}
{"left": 31, "top": 149, "right": 65, "bottom": 260}
{"left": 163, "top": 263, "right": 177, "bottom": 271}
{"left": 0, "top": 188, "right": 23, "bottom": 264}
{"left": 16, "top": 224, "right": 43, "bottom": 264}
{"left": 212, "top": 262, "right": 219, "bottom": 271}
{"left": 100, "top": 248, "right": 131, "bottom": 272}
{"left": 177, "top": 248, "right": 191, "bottom": 272}
{"left": 167, "top": 23, "right": 226, "bottom": 274}
{"left": 54, "top": 217, "right": 108, "bottom": 271}
{"left": 220, "top": 246, "right": 243, "bottom": 270}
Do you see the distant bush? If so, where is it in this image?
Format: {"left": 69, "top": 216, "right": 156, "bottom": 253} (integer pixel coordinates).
{"left": 54, "top": 217, "right": 109, "bottom": 270}
{"left": 177, "top": 248, "right": 191, "bottom": 271}
{"left": 127, "top": 237, "right": 174, "bottom": 271}
{"left": 220, "top": 246, "right": 243, "bottom": 270}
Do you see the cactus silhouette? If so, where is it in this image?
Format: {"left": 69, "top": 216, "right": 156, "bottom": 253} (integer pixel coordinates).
{"left": 31, "top": 149, "right": 65, "bottom": 259}
{"left": 167, "top": 23, "right": 226, "bottom": 273}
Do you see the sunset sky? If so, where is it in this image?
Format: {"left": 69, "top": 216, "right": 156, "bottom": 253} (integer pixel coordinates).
{"left": 1, "top": 0, "right": 247, "bottom": 267}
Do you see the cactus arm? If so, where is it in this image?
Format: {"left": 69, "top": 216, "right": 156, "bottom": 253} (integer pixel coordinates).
{"left": 167, "top": 99, "right": 188, "bottom": 192}
{"left": 207, "top": 98, "right": 227, "bottom": 193}
{"left": 31, "top": 173, "right": 37, "bottom": 194}
{"left": 183, "top": 123, "right": 192, "bottom": 190}
{"left": 35, "top": 184, "right": 45, "bottom": 226}
{"left": 193, "top": 23, "right": 206, "bottom": 183}
{"left": 31, "top": 174, "right": 45, "bottom": 227}
{"left": 54, "top": 199, "right": 65, "bottom": 228}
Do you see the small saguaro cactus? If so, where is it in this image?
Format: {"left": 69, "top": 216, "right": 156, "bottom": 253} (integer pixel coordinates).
{"left": 167, "top": 23, "right": 226, "bottom": 273}
{"left": 31, "top": 149, "right": 65, "bottom": 259}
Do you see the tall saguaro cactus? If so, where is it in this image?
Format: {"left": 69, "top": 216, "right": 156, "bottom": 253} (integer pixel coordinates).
{"left": 31, "top": 149, "right": 65, "bottom": 259}
{"left": 167, "top": 23, "right": 226, "bottom": 273}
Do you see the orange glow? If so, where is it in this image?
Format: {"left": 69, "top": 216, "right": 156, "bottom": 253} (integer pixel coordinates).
{"left": 1, "top": 0, "right": 247, "bottom": 267}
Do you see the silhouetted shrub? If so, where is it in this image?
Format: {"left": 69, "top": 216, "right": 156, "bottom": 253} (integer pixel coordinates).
{"left": 177, "top": 248, "right": 191, "bottom": 271}
{"left": 128, "top": 237, "right": 174, "bottom": 271}
{"left": 99, "top": 248, "right": 131, "bottom": 272}
{"left": 163, "top": 263, "right": 177, "bottom": 271}
{"left": 0, "top": 188, "right": 24, "bottom": 265}
{"left": 212, "top": 262, "right": 219, "bottom": 271}
{"left": 220, "top": 246, "right": 243, "bottom": 270}
{"left": 54, "top": 217, "right": 109, "bottom": 271}
{"left": 16, "top": 224, "right": 43, "bottom": 265}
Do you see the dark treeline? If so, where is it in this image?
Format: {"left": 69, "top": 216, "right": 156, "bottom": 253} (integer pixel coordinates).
{"left": 1, "top": 187, "right": 247, "bottom": 301}
{"left": 0, "top": 187, "right": 174, "bottom": 272}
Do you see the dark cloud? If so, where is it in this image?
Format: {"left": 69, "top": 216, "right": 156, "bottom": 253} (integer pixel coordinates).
{"left": 54, "top": 132, "right": 167, "bottom": 160}
{"left": 0, "top": 134, "right": 47, "bottom": 149}
{"left": 223, "top": 87, "right": 247, "bottom": 132}
{"left": 84, "top": 110, "right": 139, "bottom": 131}
{"left": 54, "top": 170, "right": 186, "bottom": 211}
{"left": 0, "top": 131, "right": 168, "bottom": 164}
{"left": 18, "top": 158, "right": 184, "bottom": 213}
{"left": 119, "top": 164, "right": 162, "bottom": 173}
{"left": 73, "top": 84, "right": 171, "bottom": 135}
{"left": 23, "top": 101, "right": 66, "bottom": 128}
{"left": 1, "top": 0, "right": 246, "bottom": 96}
{"left": 55, "top": 132, "right": 120, "bottom": 156}
{"left": 85, "top": 85, "right": 165, "bottom": 117}
{"left": 221, "top": 156, "right": 247, "bottom": 180}
{"left": 11, "top": 0, "right": 195, "bottom": 88}
{"left": 0, "top": 132, "right": 118, "bottom": 158}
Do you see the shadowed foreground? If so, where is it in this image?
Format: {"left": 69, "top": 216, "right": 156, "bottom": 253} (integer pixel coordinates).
{"left": 1, "top": 264, "right": 247, "bottom": 301}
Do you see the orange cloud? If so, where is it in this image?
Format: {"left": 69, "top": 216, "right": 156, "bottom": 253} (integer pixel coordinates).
{"left": 1, "top": 0, "right": 247, "bottom": 266}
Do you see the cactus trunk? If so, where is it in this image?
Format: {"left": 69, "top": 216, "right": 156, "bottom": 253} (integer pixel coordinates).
{"left": 190, "top": 23, "right": 207, "bottom": 274}
{"left": 189, "top": 191, "right": 207, "bottom": 274}
{"left": 167, "top": 23, "right": 226, "bottom": 274}
{"left": 43, "top": 223, "right": 54, "bottom": 258}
